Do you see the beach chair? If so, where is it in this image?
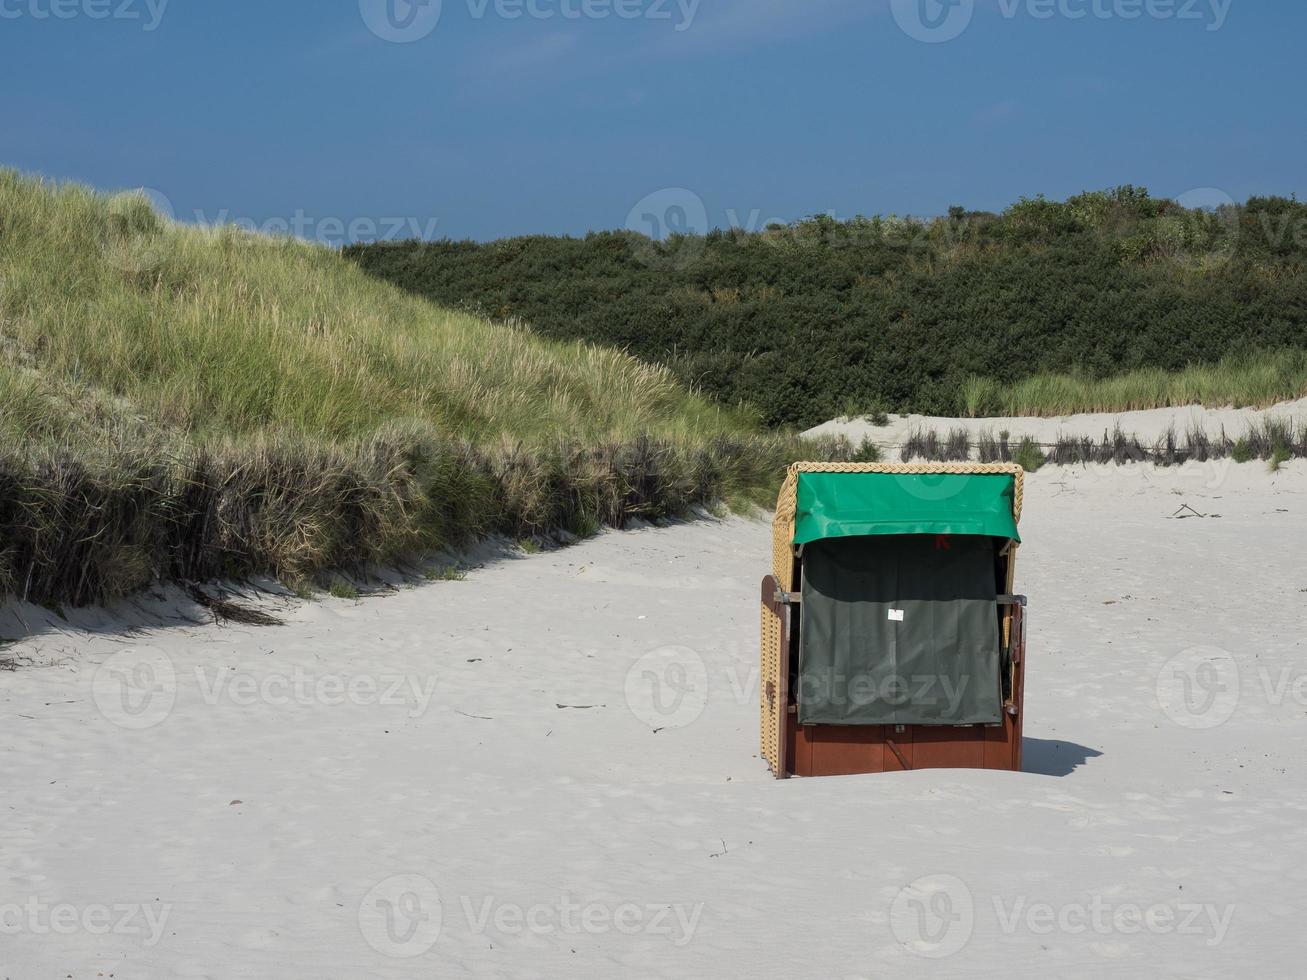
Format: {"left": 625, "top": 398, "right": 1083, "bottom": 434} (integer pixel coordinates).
{"left": 760, "top": 463, "right": 1027, "bottom": 777}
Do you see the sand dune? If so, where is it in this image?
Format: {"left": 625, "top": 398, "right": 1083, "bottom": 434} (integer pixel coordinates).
{"left": 2, "top": 462, "right": 1305, "bottom": 977}
{"left": 807, "top": 397, "right": 1307, "bottom": 454}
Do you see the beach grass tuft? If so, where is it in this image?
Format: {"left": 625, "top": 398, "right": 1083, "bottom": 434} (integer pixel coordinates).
{"left": 902, "top": 420, "right": 1306, "bottom": 468}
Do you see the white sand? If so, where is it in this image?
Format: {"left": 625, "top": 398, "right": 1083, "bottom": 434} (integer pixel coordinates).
{"left": 807, "top": 397, "right": 1307, "bottom": 455}
{"left": 3, "top": 461, "right": 1306, "bottom": 978}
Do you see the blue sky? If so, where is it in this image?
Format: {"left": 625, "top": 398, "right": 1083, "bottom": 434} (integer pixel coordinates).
{"left": 2, "top": 0, "right": 1302, "bottom": 242}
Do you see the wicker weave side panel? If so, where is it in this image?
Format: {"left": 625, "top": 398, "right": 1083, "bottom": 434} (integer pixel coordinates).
{"left": 760, "top": 601, "right": 783, "bottom": 775}
{"left": 772, "top": 522, "right": 796, "bottom": 592}
{"left": 771, "top": 467, "right": 800, "bottom": 589}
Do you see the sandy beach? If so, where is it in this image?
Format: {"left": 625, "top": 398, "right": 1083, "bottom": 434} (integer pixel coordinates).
{"left": 9, "top": 2, "right": 1305, "bottom": 977}
{"left": 3, "top": 460, "right": 1306, "bottom": 978}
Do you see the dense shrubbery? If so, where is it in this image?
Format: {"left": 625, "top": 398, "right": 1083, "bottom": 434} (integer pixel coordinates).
{"left": 347, "top": 187, "right": 1307, "bottom": 428}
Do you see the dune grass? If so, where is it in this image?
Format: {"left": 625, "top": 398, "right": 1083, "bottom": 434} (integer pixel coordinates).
{"left": 1, "top": 171, "right": 761, "bottom": 445}
{"left": 900, "top": 419, "right": 1307, "bottom": 467}
{"left": 0, "top": 172, "right": 837, "bottom": 606}
{"left": 961, "top": 350, "right": 1307, "bottom": 418}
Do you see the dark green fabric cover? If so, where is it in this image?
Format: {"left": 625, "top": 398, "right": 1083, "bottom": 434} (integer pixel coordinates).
{"left": 794, "top": 472, "right": 1020, "bottom": 546}
{"left": 797, "top": 535, "right": 1003, "bottom": 726}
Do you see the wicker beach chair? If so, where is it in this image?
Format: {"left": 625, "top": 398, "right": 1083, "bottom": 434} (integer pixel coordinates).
{"left": 760, "top": 462, "right": 1027, "bottom": 778}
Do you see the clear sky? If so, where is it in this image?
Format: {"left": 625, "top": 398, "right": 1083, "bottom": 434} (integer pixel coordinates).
{"left": 2, "top": 0, "right": 1303, "bottom": 243}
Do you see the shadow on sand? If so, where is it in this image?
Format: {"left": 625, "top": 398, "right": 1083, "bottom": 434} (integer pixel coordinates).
{"left": 1023, "top": 738, "right": 1103, "bottom": 777}
{"left": 0, "top": 516, "right": 711, "bottom": 648}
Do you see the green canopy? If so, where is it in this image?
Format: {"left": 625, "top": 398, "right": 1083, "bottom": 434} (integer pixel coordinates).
{"left": 794, "top": 471, "right": 1020, "bottom": 546}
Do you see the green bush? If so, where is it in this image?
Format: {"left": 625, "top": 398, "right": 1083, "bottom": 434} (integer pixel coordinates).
{"left": 1013, "top": 438, "right": 1047, "bottom": 473}
{"left": 851, "top": 437, "right": 882, "bottom": 463}
{"left": 347, "top": 187, "right": 1307, "bottom": 427}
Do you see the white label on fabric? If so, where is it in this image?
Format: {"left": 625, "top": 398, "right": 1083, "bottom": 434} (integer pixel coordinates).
{"left": 888, "top": 609, "right": 905, "bottom": 622}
